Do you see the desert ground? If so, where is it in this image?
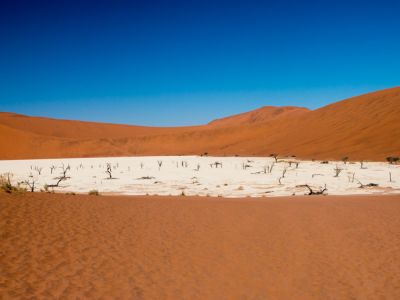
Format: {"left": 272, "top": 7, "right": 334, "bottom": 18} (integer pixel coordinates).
{"left": 1, "top": 88, "right": 399, "bottom": 299}
{"left": 1, "top": 192, "right": 400, "bottom": 299}
{"left": 0, "top": 156, "right": 399, "bottom": 197}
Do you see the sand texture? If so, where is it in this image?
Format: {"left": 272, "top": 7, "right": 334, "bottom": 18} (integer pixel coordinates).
{"left": 1, "top": 87, "right": 400, "bottom": 161}
{"left": 1, "top": 192, "right": 400, "bottom": 299}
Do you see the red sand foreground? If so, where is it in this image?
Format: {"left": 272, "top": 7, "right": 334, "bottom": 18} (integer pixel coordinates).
{"left": 1, "top": 193, "right": 400, "bottom": 299}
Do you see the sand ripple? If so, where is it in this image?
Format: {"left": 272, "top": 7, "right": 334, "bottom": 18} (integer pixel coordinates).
{"left": 1, "top": 193, "right": 400, "bottom": 299}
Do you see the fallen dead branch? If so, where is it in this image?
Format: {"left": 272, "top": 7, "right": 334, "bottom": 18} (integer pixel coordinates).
{"left": 297, "top": 184, "right": 328, "bottom": 195}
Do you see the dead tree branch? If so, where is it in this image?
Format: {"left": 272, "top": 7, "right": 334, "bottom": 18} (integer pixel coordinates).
{"left": 297, "top": 184, "right": 328, "bottom": 195}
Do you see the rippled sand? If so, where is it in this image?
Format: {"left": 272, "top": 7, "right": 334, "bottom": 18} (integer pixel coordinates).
{"left": 1, "top": 193, "right": 400, "bottom": 299}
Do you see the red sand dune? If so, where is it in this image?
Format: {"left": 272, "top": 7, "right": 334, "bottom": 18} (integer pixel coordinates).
{"left": 1, "top": 192, "right": 400, "bottom": 299}
{"left": 208, "top": 106, "right": 310, "bottom": 127}
{"left": 0, "top": 87, "right": 399, "bottom": 160}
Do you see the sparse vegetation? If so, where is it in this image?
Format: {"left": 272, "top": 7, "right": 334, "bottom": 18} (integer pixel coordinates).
{"left": 0, "top": 173, "right": 26, "bottom": 193}
{"left": 88, "top": 189, "right": 100, "bottom": 196}
{"left": 386, "top": 156, "right": 399, "bottom": 164}
{"left": 0, "top": 156, "right": 397, "bottom": 198}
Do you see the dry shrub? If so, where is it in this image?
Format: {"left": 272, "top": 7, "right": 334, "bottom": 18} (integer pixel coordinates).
{"left": 88, "top": 189, "right": 100, "bottom": 196}
{"left": 0, "top": 173, "right": 26, "bottom": 194}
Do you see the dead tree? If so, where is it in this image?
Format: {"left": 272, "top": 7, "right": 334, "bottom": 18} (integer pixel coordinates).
{"left": 282, "top": 167, "right": 287, "bottom": 178}
{"left": 347, "top": 172, "right": 355, "bottom": 183}
{"left": 157, "top": 160, "right": 163, "bottom": 171}
{"left": 342, "top": 157, "right": 349, "bottom": 164}
{"left": 47, "top": 177, "right": 64, "bottom": 188}
{"left": 278, "top": 177, "right": 283, "bottom": 185}
{"left": 357, "top": 180, "right": 378, "bottom": 189}
{"left": 50, "top": 165, "right": 56, "bottom": 174}
{"left": 389, "top": 172, "right": 392, "bottom": 183}
{"left": 312, "top": 174, "right": 323, "bottom": 178}
{"left": 210, "top": 161, "right": 222, "bottom": 168}
{"left": 242, "top": 163, "right": 252, "bottom": 170}
{"left": 106, "top": 163, "right": 113, "bottom": 179}
{"left": 195, "top": 164, "right": 200, "bottom": 171}
{"left": 23, "top": 175, "right": 36, "bottom": 192}
{"left": 298, "top": 184, "right": 328, "bottom": 195}
{"left": 262, "top": 165, "right": 267, "bottom": 174}
{"left": 360, "top": 161, "right": 367, "bottom": 169}
{"left": 334, "top": 165, "right": 343, "bottom": 177}
{"left": 47, "top": 166, "right": 70, "bottom": 188}
{"left": 268, "top": 162, "right": 275, "bottom": 173}
{"left": 34, "top": 166, "right": 43, "bottom": 175}
{"left": 270, "top": 154, "right": 279, "bottom": 163}
{"left": 60, "top": 164, "right": 70, "bottom": 178}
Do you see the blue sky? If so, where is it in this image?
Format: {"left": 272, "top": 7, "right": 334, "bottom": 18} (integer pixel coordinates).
{"left": 1, "top": 0, "right": 399, "bottom": 126}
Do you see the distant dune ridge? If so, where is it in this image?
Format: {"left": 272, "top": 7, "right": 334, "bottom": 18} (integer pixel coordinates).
{"left": 0, "top": 87, "right": 399, "bottom": 160}
{"left": 208, "top": 106, "right": 310, "bottom": 127}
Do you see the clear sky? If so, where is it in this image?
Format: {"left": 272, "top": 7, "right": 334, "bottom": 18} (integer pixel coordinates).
{"left": 1, "top": 0, "right": 399, "bottom": 126}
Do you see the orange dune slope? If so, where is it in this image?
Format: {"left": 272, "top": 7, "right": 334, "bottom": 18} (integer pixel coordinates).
{"left": 208, "top": 106, "right": 310, "bottom": 127}
{"left": 0, "top": 87, "right": 399, "bottom": 160}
